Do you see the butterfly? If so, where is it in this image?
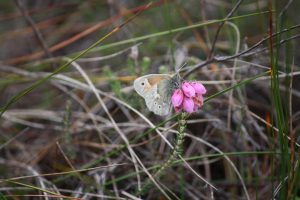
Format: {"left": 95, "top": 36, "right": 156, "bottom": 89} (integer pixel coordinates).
{"left": 134, "top": 74, "right": 181, "bottom": 116}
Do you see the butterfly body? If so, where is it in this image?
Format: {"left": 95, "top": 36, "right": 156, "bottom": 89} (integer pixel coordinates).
{"left": 134, "top": 74, "right": 181, "bottom": 116}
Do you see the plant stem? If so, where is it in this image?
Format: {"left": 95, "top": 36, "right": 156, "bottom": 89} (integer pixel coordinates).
{"left": 138, "top": 112, "right": 187, "bottom": 196}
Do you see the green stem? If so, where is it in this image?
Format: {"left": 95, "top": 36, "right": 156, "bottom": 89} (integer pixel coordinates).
{"left": 138, "top": 112, "right": 187, "bottom": 196}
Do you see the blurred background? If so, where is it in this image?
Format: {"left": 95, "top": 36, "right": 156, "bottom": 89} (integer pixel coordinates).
{"left": 0, "top": 0, "right": 300, "bottom": 199}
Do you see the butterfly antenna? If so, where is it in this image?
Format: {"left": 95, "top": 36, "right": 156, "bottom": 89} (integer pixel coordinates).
{"left": 174, "top": 62, "right": 187, "bottom": 82}
{"left": 176, "top": 62, "right": 187, "bottom": 74}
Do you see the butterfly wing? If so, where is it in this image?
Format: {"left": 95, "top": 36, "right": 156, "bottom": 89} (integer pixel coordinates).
{"left": 134, "top": 74, "right": 173, "bottom": 116}
{"left": 144, "top": 85, "right": 171, "bottom": 116}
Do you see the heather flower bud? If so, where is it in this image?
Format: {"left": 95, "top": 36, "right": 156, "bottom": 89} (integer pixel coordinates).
{"left": 191, "top": 82, "right": 206, "bottom": 95}
{"left": 171, "top": 89, "right": 184, "bottom": 107}
{"left": 181, "top": 82, "right": 195, "bottom": 97}
{"left": 193, "top": 94, "right": 204, "bottom": 107}
{"left": 183, "top": 97, "right": 194, "bottom": 113}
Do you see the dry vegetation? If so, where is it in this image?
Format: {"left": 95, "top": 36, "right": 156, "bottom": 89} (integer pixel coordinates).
{"left": 0, "top": 0, "right": 300, "bottom": 199}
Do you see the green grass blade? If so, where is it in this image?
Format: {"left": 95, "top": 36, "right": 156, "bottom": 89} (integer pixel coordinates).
{"left": 204, "top": 70, "right": 270, "bottom": 103}
{"left": 81, "top": 11, "right": 271, "bottom": 56}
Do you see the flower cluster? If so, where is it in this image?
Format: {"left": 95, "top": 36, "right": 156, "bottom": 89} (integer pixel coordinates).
{"left": 171, "top": 81, "right": 206, "bottom": 113}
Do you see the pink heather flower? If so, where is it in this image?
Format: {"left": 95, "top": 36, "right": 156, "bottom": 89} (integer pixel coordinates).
{"left": 191, "top": 82, "right": 206, "bottom": 95}
{"left": 171, "top": 80, "right": 206, "bottom": 114}
{"left": 181, "top": 82, "right": 195, "bottom": 97}
{"left": 183, "top": 97, "right": 194, "bottom": 113}
{"left": 193, "top": 94, "right": 204, "bottom": 107}
{"left": 171, "top": 89, "right": 184, "bottom": 107}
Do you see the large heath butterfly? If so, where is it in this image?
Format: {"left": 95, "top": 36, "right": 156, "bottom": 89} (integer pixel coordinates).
{"left": 134, "top": 74, "right": 181, "bottom": 116}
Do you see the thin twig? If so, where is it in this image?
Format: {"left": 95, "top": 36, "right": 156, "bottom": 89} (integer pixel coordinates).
{"left": 208, "top": 0, "right": 243, "bottom": 58}
{"left": 183, "top": 24, "right": 300, "bottom": 78}
{"left": 14, "top": 0, "right": 52, "bottom": 59}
